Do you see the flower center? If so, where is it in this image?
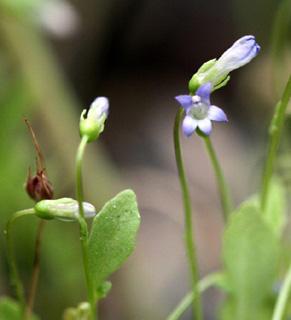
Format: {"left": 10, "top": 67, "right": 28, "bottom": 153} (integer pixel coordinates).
{"left": 190, "top": 96, "right": 209, "bottom": 120}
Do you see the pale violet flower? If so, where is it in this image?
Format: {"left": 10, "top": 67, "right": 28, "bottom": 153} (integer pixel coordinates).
{"left": 189, "top": 35, "right": 260, "bottom": 93}
{"left": 79, "top": 97, "right": 109, "bottom": 142}
{"left": 175, "top": 82, "right": 227, "bottom": 137}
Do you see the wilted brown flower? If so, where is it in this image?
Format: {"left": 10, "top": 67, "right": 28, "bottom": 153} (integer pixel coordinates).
{"left": 24, "top": 117, "right": 53, "bottom": 202}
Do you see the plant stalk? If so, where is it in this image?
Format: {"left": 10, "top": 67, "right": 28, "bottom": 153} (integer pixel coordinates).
{"left": 261, "top": 75, "right": 291, "bottom": 210}
{"left": 203, "top": 136, "right": 233, "bottom": 221}
{"left": 272, "top": 261, "right": 291, "bottom": 320}
{"left": 6, "top": 209, "right": 36, "bottom": 317}
{"left": 173, "top": 108, "right": 203, "bottom": 320}
{"left": 76, "top": 135, "right": 97, "bottom": 319}
{"left": 24, "top": 219, "right": 46, "bottom": 320}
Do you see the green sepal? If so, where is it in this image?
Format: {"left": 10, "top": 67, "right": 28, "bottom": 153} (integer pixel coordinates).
{"left": 212, "top": 75, "right": 230, "bottom": 92}
{"left": 189, "top": 59, "right": 217, "bottom": 94}
{"left": 96, "top": 281, "right": 112, "bottom": 299}
{"left": 0, "top": 296, "right": 39, "bottom": 320}
{"left": 88, "top": 190, "right": 140, "bottom": 289}
{"left": 79, "top": 111, "right": 106, "bottom": 143}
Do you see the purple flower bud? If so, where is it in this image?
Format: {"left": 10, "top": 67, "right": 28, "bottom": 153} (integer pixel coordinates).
{"left": 175, "top": 82, "right": 228, "bottom": 137}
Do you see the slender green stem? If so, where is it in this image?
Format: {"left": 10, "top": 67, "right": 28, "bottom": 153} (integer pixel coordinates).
{"left": 174, "top": 108, "right": 203, "bottom": 320}
{"left": 25, "top": 219, "right": 46, "bottom": 320}
{"left": 167, "top": 272, "right": 221, "bottom": 320}
{"left": 272, "top": 261, "right": 291, "bottom": 320}
{"left": 261, "top": 75, "right": 291, "bottom": 210}
{"left": 76, "top": 135, "right": 97, "bottom": 320}
{"left": 270, "top": 0, "right": 291, "bottom": 100}
{"left": 6, "top": 209, "right": 35, "bottom": 317}
{"left": 203, "top": 136, "right": 233, "bottom": 221}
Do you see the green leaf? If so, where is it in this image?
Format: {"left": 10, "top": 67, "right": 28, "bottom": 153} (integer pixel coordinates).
{"left": 262, "top": 179, "right": 287, "bottom": 237}
{"left": 88, "top": 190, "right": 140, "bottom": 289}
{"left": 0, "top": 297, "right": 39, "bottom": 320}
{"left": 222, "top": 202, "right": 280, "bottom": 320}
{"left": 238, "top": 179, "right": 287, "bottom": 238}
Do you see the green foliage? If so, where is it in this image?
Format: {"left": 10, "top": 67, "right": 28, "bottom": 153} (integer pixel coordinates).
{"left": 0, "top": 296, "right": 39, "bottom": 320}
{"left": 262, "top": 179, "right": 287, "bottom": 237}
{"left": 238, "top": 179, "right": 287, "bottom": 238}
{"left": 88, "top": 190, "right": 140, "bottom": 291}
{"left": 222, "top": 201, "right": 281, "bottom": 320}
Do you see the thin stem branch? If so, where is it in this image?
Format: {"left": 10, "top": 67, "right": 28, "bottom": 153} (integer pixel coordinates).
{"left": 261, "top": 75, "right": 291, "bottom": 210}
{"left": 6, "top": 209, "right": 36, "bottom": 317}
{"left": 173, "top": 108, "right": 203, "bottom": 320}
{"left": 167, "top": 272, "right": 220, "bottom": 320}
{"left": 24, "top": 219, "right": 46, "bottom": 320}
{"left": 76, "top": 135, "right": 97, "bottom": 319}
{"left": 272, "top": 261, "right": 291, "bottom": 320}
{"left": 203, "top": 136, "right": 233, "bottom": 221}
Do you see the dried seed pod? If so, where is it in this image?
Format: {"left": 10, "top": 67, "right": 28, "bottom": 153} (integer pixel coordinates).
{"left": 24, "top": 117, "right": 54, "bottom": 201}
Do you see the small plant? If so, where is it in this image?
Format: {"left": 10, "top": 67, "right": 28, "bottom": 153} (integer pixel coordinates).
{"left": 4, "top": 98, "right": 140, "bottom": 320}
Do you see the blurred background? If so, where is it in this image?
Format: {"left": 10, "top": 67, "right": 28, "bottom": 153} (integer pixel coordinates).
{"left": 1, "top": 0, "right": 291, "bottom": 319}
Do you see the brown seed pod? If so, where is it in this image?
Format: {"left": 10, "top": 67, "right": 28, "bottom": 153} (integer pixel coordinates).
{"left": 24, "top": 117, "right": 53, "bottom": 202}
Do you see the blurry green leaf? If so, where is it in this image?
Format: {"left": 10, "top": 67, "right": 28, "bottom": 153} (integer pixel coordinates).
{"left": 0, "top": 296, "right": 39, "bottom": 320}
{"left": 219, "top": 296, "right": 274, "bottom": 320}
{"left": 62, "top": 302, "right": 90, "bottom": 320}
{"left": 96, "top": 281, "right": 112, "bottom": 299}
{"left": 88, "top": 190, "right": 140, "bottom": 289}
{"left": 237, "top": 179, "right": 287, "bottom": 238}
{"left": 262, "top": 179, "right": 287, "bottom": 237}
{"left": 222, "top": 202, "right": 280, "bottom": 320}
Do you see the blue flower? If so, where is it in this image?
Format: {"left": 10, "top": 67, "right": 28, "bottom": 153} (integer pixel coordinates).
{"left": 175, "top": 82, "right": 227, "bottom": 137}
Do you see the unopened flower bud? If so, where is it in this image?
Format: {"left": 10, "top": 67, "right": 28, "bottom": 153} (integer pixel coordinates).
{"left": 79, "top": 97, "right": 109, "bottom": 142}
{"left": 34, "top": 198, "right": 96, "bottom": 221}
{"left": 189, "top": 35, "right": 260, "bottom": 94}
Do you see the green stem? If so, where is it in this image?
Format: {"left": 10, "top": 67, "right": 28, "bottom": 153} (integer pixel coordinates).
{"left": 270, "top": 0, "right": 291, "bottom": 100}
{"left": 6, "top": 209, "right": 35, "bottom": 317}
{"left": 203, "top": 136, "right": 233, "bottom": 221}
{"left": 76, "top": 135, "right": 97, "bottom": 320}
{"left": 174, "top": 108, "right": 203, "bottom": 320}
{"left": 166, "top": 272, "right": 220, "bottom": 320}
{"left": 272, "top": 261, "right": 291, "bottom": 320}
{"left": 261, "top": 75, "right": 291, "bottom": 210}
{"left": 25, "top": 219, "right": 46, "bottom": 320}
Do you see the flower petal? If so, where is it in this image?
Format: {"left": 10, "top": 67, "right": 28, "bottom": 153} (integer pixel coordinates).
{"left": 198, "top": 118, "right": 212, "bottom": 136}
{"left": 195, "top": 82, "right": 211, "bottom": 104}
{"left": 182, "top": 116, "right": 198, "bottom": 137}
{"left": 208, "top": 105, "right": 228, "bottom": 122}
{"left": 88, "top": 97, "right": 109, "bottom": 120}
{"left": 216, "top": 35, "right": 259, "bottom": 75}
{"left": 175, "top": 95, "right": 192, "bottom": 111}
